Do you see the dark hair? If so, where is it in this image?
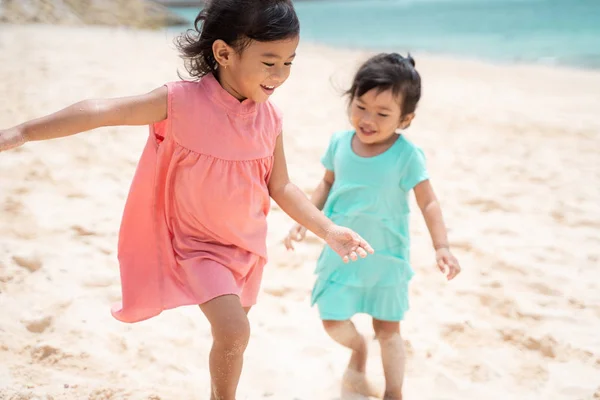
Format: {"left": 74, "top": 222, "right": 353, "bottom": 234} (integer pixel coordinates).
{"left": 175, "top": 0, "right": 300, "bottom": 79}
{"left": 346, "top": 53, "right": 421, "bottom": 116}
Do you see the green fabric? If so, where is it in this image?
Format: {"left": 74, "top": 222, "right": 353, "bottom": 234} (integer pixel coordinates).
{"left": 311, "top": 130, "right": 429, "bottom": 320}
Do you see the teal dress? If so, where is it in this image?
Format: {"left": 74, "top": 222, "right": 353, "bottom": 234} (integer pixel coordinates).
{"left": 311, "top": 130, "right": 429, "bottom": 322}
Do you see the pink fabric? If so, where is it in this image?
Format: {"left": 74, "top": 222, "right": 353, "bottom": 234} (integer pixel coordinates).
{"left": 111, "top": 73, "right": 282, "bottom": 323}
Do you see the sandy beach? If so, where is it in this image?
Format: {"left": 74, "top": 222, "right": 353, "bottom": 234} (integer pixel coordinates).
{"left": 0, "top": 24, "right": 599, "bottom": 400}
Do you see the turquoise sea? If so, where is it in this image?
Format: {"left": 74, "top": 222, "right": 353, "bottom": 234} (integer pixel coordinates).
{"left": 169, "top": 0, "right": 600, "bottom": 70}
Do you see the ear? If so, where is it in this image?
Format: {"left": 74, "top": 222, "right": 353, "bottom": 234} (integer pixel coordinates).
{"left": 398, "top": 113, "right": 415, "bottom": 130}
{"left": 212, "top": 39, "right": 234, "bottom": 68}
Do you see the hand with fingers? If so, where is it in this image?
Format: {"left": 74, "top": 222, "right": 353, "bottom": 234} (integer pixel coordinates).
{"left": 0, "top": 128, "right": 27, "bottom": 152}
{"left": 284, "top": 224, "right": 307, "bottom": 251}
{"left": 435, "top": 247, "right": 461, "bottom": 280}
{"left": 324, "top": 225, "right": 374, "bottom": 263}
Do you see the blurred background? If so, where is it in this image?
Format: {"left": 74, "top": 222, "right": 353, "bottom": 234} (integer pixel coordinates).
{"left": 170, "top": 0, "right": 600, "bottom": 69}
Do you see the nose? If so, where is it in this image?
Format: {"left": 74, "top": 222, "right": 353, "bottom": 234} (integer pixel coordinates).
{"left": 270, "top": 66, "right": 288, "bottom": 82}
{"left": 360, "top": 112, "right": 375, "bottom": 126}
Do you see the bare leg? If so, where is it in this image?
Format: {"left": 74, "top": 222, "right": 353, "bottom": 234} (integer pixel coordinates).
{"left": 322, "top": 320, "right": 381, "bottom": 397}
{"left": 373, "top": 319, "right": 405, "bottom": 400}
{"left": 200, "top": 295, "right": 251, "bottom": 400}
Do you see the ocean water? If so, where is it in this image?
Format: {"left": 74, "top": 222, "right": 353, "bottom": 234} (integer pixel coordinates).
{"left": 170, "top": 0, "right": 600, "bottom": 70}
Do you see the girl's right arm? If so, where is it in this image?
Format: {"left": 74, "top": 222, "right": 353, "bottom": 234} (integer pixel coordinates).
{"left": 0, "top": 86, "right": 168, "bottom": 151}
{"left": 283, "top": 169, "right": 335, "bottom": 250}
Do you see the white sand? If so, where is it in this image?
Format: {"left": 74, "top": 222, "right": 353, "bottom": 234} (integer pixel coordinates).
{"left": 0, "top": 24, "right": 599, "bottom": 400}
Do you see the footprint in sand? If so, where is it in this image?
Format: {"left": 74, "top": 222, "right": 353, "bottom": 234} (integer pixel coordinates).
{"left": 71, "top": 225, "right": 97, "bottom": 236}
{"left": 22, "top": 316, "right": 53, "bottom": 334}
{"left": 3, "top": 196, "right": 24, "bottom": 214}
{"left": 528, "top": 281, "right": 561, "bottom": 297}
{"left": 493, "top": 260, "right": 528, "bottom": 276}
{"left": 28, "top": 344, "right": 89, "bottom": 367}
{"left": 440, "top": 321, "right": 493, "bottom": 348}
{"left": 30, "top": 344, "right": 65, "bottom": 364}
{"left": 477, "top": 292, "right": 517, "bottom": 317}
{"left": 483, "top": 280, "right": 503, "bottom": 289}
{"left": 12, "top": 255, "right": 42, "bottom": 273}
{"left": 499, "top": 329, "right": 558, "bottom": 359}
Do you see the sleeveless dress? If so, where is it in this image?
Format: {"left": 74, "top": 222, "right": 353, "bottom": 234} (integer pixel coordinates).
{"left": 111, "top": 73, "right": 282, "bottom": 323}
{"left": 311, "top": 130, "right": 429, "bottom": 322}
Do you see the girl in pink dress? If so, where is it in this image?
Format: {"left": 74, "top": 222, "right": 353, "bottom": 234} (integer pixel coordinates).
{"left": 0, "top": 1, "right": 374, "bottom": 398}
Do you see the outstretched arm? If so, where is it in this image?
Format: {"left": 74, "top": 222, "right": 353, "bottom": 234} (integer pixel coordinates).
{"left": 0, "top": 86, "right": 168, "bottom": 151}
{"left": 268, "top": 134, "right": 374, "bottom": 262}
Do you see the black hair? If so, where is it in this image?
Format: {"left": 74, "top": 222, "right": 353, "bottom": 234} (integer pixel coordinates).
{"left": 346, "top": 53, "right": 421, "bottom": 116}
{"left": 175, "top": 0, "right": 300, "bottom": 79}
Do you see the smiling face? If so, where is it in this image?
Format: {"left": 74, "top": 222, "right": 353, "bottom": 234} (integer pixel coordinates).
{"left": 213, "top": 36, "right": 299, "bottom": 103}
{"left": 350, "top": 88, "right": 414, "bottom": 145}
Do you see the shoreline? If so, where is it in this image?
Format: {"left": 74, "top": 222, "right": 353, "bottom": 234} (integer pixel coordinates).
{"left": 162, "top": 12, "right": 600, "bottom": 73}
{"left": 300, "top": 40, "right": 600, "bottom": 77}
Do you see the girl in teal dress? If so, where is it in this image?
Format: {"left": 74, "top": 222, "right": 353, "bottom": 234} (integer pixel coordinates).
{"left": 284, "top": 53, "right": 461, "bottom": 399}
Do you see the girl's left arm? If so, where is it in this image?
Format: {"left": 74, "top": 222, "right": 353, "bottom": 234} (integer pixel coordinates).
{"left": 268, "top": 134, "right": 374, "bottom": 262}
{"left": 414, "top": 180, "right": 461, "bottom": 280}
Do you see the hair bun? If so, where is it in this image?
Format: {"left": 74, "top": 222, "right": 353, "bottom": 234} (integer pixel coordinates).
{"left": 388, "top": 53, "right": 416, "bottom": 68}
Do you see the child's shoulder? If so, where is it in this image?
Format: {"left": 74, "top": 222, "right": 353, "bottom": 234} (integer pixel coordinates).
{"left": 397, "top": 134, "right": 425, "bottom": 156}
{"left": 165, "top": 79, "right": 201, "bottom": 89}
{"left": 163, "top": 79, "right": 206, "bottom": 100}
{"left": 261, "top": 99, "right": 283, "bottom": 119}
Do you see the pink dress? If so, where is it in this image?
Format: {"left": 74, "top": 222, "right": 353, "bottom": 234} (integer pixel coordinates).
{"left": 111, "top": 73, "right": 282, "bottom": 323}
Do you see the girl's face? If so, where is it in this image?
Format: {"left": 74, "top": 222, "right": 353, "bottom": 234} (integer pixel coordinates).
{"left": 215, "top": 36, "right": 299, "bottom": 103}
{"left": 350, "top": 88, "right": 414, "bottom": 145}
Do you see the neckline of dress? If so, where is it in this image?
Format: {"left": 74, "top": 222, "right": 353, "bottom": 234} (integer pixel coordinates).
{"left": 202, "top": 72, "right": 257, "bottom": 116}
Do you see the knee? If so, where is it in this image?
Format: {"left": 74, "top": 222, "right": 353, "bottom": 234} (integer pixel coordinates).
{"left": 322, "top": 319, "right": 348, "bottom": 338}
{"left": 322, "top": 319, "right": 343, "bottom": 332}
{"left": 322, "top": 319, "right": 362, "bottom": 346}
{"left": 373, "top": 320, "right": 400, "bottom": 342}
{"left": 213, "top": 315, "right": 251, "bottom": 356}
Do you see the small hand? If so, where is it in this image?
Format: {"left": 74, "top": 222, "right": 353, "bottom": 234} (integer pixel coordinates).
{"left": 283, "top": 224, "right": 307, "bottom": 251}
{"left": 0, "top": 128, "right": 26, "bottom": 152}
{"left": 436, "top": 247, "right": 461, "bottom": 280}
{"left": 324, "top": 225, "right": 374, "bottom": 263}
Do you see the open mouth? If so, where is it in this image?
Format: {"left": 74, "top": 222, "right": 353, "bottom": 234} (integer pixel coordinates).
{"left": 359, "top": 126, "right": 377, "bottom": 136}
{"left": 260, "top": 84, "right": 276, "bottom": 95}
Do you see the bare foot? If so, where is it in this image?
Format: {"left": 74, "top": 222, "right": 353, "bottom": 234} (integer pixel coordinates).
{"left": 342, "top": 367, "right": 383, "bottom": 398}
